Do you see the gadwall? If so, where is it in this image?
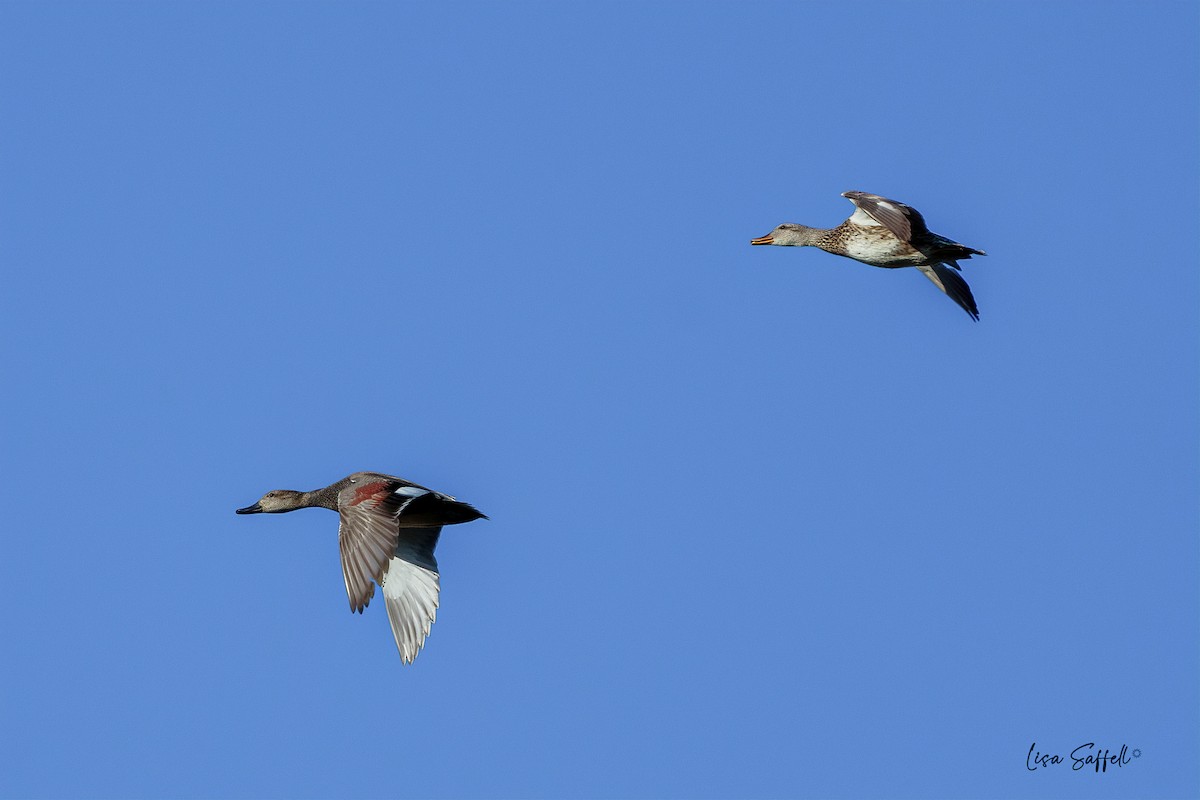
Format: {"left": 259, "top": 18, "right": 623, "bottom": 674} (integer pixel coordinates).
{"left": 751, "top": 191, "right": 986, "bottom": 320}
{"left": 236, "top": 471, "right": 486, "bottom": 664}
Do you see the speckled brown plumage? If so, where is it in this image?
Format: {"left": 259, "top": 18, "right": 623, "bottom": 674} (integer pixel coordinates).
{"left": 751, "top": 191, "right": 986, "bottom": 320}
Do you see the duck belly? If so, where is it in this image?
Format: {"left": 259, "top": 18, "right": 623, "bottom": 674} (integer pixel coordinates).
{"left": 840, "top": 237, "right": 920, "bottom": 268}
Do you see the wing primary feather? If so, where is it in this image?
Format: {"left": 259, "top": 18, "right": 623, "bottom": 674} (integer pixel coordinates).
{"left": 917, "top": 263, "right": 980, "bottom": 321}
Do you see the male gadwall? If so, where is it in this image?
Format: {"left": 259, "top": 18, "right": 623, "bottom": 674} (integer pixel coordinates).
{"left": 751, "top": 191, "right": 986, "bottom": 320}
{"left": 236, "top": 471, "right": 486, "bottom": 664}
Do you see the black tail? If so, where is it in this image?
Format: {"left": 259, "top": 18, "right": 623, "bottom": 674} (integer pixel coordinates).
{"left": 928, "top": 234, "right": 986, "bottom": 264}
{"left": 398, "top": 492, "right": 487, "bottom": 527}
{"left": 942, "top": 243, "right": 986, "bottom": 262}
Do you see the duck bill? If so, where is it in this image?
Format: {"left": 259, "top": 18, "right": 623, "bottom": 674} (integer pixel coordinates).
{"left": 236, "top": 502, "right": 264, "bottom": 515}
{"left": 750, "top": 234, "right": 774, "bottom": 246}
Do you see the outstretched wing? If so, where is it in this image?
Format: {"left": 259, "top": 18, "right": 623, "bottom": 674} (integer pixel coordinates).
{"left": 842, "top": 191, "right": 928, "bottom": 243}
{"left": 382, "top": 527, "right": 443, "bottom": 664}
{"left": 336, "top": 478, "right": 431, "bottom": 613}
{"left": 917, "top": 262, "right": 980, "bottom": 321}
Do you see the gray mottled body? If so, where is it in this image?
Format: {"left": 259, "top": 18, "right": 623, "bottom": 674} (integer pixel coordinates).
{"left": 236, "top": 471, "right": 486, "bottom": 664}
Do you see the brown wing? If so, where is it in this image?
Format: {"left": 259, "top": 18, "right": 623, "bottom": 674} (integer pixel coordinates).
{"left": 336, "top": 477, "right": 424, "bottom": 613}
{"left": 842, "top": 191, "right": 929, "bottom": 243}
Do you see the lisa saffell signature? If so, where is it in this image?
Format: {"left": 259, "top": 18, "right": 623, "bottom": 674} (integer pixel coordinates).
{"left": 1027, "top": 742, "right": 1139, "bottom": 773}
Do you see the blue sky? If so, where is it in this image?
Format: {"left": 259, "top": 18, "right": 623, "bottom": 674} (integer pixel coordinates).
{"left": 1, "top": 2, "right": 1197, "bottom": 798}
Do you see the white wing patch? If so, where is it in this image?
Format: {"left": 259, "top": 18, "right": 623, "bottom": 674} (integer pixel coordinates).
{"left": 382, "top": 556, "right": 441, "bottom": 664}
{"left": 393, "top": 486, "right": 430, "bottom": 499}
{"left": 848, "top": 206, "right": 884, "bottom": 228}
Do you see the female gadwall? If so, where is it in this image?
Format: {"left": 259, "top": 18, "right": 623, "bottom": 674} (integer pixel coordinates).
{"left": 751, "top": 191, "right": 986, "bottom": 320}
{"left": 236, "top": 471, "right": 486, "bottom": 664}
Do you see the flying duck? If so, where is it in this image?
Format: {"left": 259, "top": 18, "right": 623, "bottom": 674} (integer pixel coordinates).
{"left": 236, "top": 471, "right": 486, "bottom": 664}
{"left": 751, "top": 191, "right": 986, "bottom": 320}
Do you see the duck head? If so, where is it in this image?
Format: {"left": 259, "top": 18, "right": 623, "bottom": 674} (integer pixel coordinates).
{"left": 236, "top": 489, "right": 305, "bottom": 514}
{"left": 750, "top": 223, "right": 819, "bottom": 247}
